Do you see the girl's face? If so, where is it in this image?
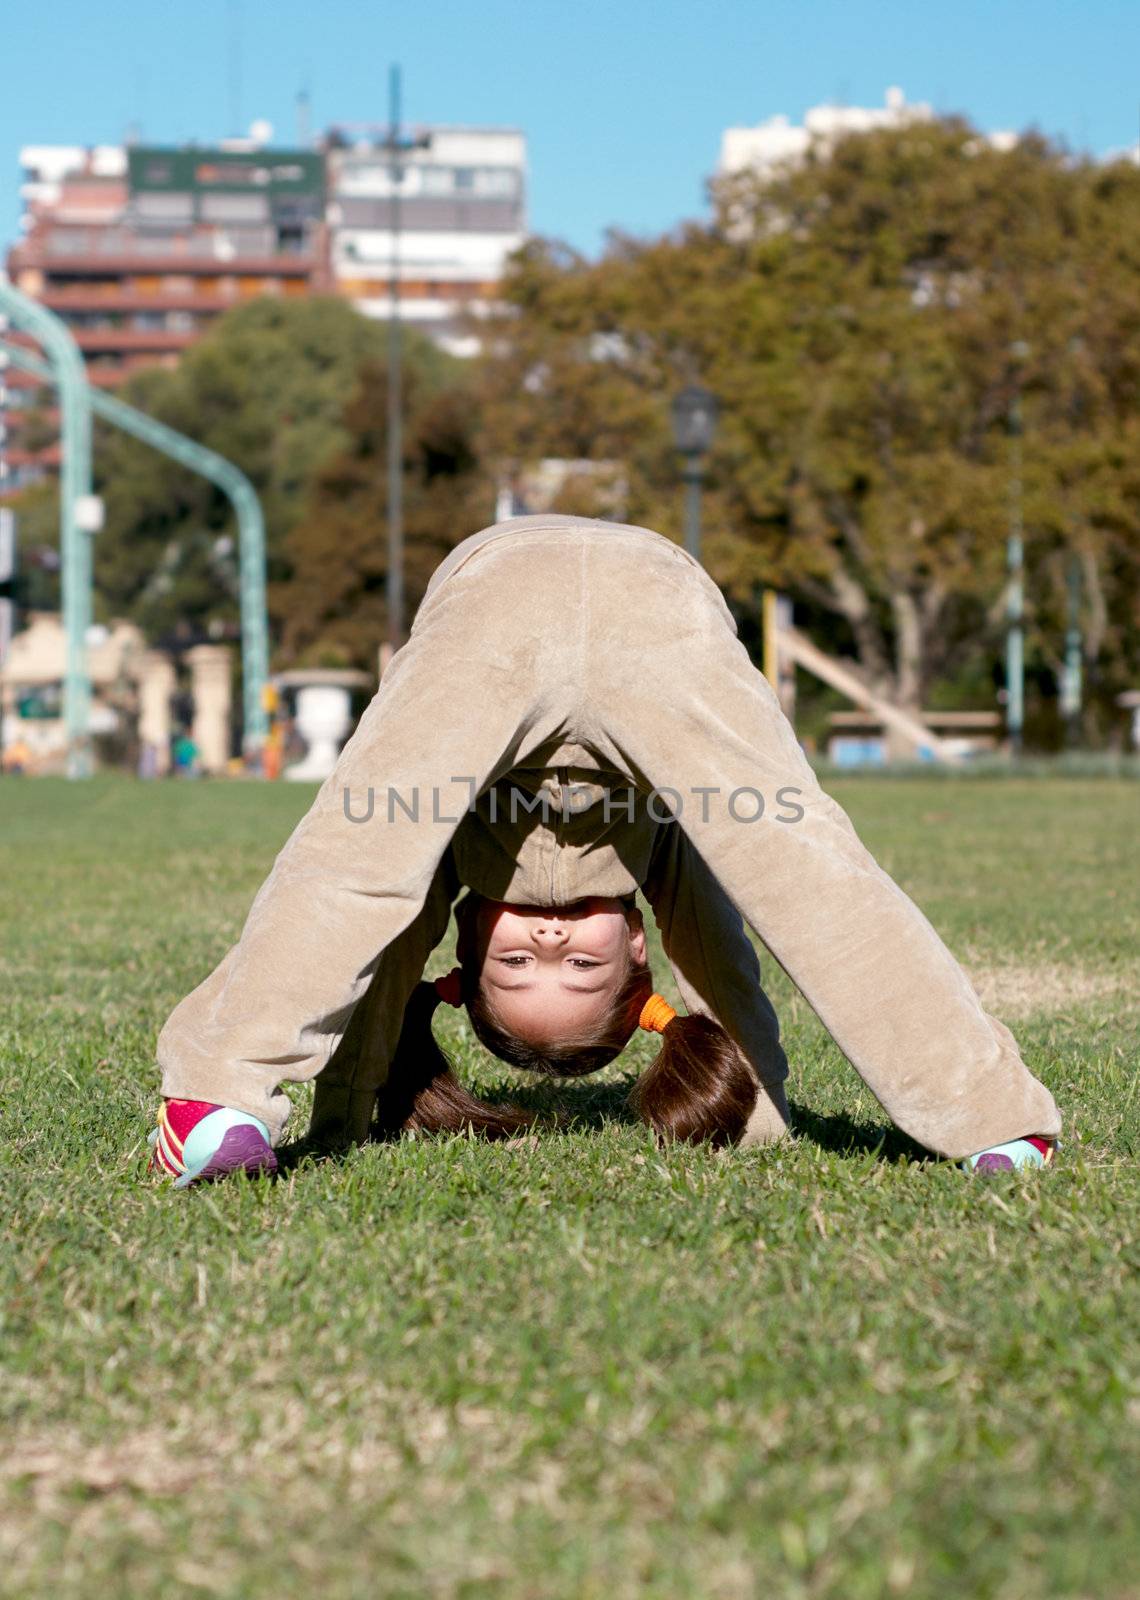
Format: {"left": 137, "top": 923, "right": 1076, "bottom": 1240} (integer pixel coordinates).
{"left": 463, "top": 897, "right": 646, "bottom": 1047}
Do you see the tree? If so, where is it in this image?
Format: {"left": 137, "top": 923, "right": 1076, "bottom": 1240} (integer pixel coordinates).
{"left": 477, "top": 120, "right": 1140, "bottom": 731}
{"left": 87, "top": 296, "right": 457, "bottom": 650}
{"left": 276, "top": 354, "right": 488, "bottom": 668}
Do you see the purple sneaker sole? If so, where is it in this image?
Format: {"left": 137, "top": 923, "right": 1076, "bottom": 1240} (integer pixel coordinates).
{"left": 187, "top": 1124, "right": 278, "bottom": 1186}
{"left": 972, "top": 1152, "right": 1016, "bottom": 1175}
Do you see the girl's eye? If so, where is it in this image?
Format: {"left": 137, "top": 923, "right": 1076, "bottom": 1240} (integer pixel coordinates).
{"left": 499, "top": 955, "right": 531, "bottom": 967}
{"left": 567, "top": 958, "right": 601, "bottom": 970}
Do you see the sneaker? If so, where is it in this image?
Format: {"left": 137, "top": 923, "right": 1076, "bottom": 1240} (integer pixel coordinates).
{"left": 960, "top": 1135, "right": 1056, "bottom": 1175}
{"left": 149, "top": 1098, "right": 277, "bottom": 1189}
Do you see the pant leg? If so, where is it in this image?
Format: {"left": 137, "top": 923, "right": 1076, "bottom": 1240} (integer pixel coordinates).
{"left": 306, "top": 852, "right": 459, "bottom": 1148}
{"left": 157, "top": 544, "right": 581, "bottom": 1143}
{"left": 580, "top": 535, "right": 1060, "bottom": 1159}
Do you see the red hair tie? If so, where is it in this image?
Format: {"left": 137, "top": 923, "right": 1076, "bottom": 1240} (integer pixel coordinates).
{"left": 434, "top": 967, "right": 464, "bottom": 1007}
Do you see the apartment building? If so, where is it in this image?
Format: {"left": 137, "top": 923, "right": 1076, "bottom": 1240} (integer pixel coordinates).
{"left": 8, "top": 140, "right": 327, "bottom": 379}
{"left": 4, "top": 137, "right": 327, "bottom": 481}
{"left": 325, "top": 123, "right": 526, "bottom": 357}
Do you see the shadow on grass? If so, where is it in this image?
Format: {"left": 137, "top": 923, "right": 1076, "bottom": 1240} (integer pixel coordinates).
{"left": 275, "top": 1079, "right": 930, "bottom": 1173}
{"left": 787, "top": 1101, "right": 931, "bottom": 1165}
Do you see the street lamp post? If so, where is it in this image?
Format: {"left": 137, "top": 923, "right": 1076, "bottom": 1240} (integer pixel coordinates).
{"left": 671, "top": 384, "right": 719, "bottom": 562}
{"left": 1006, "top": 341, "right": 1030, "bottom": 757}
{"left": 380, "top": 66, "right": 430, "bottom": 662}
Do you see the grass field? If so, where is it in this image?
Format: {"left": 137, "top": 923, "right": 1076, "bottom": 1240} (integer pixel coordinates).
{"left": 1, "top": 775, "right": 1137, "bottom": 1600}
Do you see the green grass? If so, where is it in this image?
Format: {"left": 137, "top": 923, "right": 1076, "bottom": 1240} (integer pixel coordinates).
{"left": 1, "top": 776, "right": 1137, "bottom": 1600}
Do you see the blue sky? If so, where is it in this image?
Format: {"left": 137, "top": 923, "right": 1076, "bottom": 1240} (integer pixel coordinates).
{"left": 3, "top": 0, "right": 1138, "bottom": 257}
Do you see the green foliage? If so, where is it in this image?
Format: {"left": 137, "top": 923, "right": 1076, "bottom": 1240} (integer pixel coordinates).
{"left": 276, "top": 349, "right": 487, "bottom": 668}
{"left": 479, "top": 120, "right": 1140, "bottom": 731}
{"left": 0, "top": 775, "right": 1137, "bottom": 1597}
{"left": 85, "top": 297, "right": 460, "bottom": 650}
{"left": 7, "top": 115, "right": 1140, "bottom": 737}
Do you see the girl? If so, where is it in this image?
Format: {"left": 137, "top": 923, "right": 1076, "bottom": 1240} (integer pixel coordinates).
{"left": 150, "top": 515, "right": 1059, "bottom": 1186}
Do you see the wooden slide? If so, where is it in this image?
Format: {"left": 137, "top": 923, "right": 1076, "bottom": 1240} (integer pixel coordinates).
{"left": 777, "top": 623, "right": 961, "bottom": 764}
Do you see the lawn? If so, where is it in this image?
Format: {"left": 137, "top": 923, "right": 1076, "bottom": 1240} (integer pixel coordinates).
{"left": 0, "top": 775, "right": 1136, "bottom": 1600}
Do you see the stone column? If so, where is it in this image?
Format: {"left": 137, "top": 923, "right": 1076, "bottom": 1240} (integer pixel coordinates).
{"left": 186, "top": 644, "right": 233, "bottom": 776}
{"left": 137, "top": 650, "right": 176, "bottom": 776}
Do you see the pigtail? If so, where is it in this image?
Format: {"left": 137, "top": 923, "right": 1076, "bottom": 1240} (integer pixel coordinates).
{"left": 631, "top": 1008, "right": 759, "bottom": 1150}
{"left": 375, "top": 980, "right": 536, "bottom": 1140}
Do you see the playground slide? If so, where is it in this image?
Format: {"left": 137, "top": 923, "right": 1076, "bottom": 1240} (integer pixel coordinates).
{"left": 779, "top": 625, "right": 960, "bottom": 764}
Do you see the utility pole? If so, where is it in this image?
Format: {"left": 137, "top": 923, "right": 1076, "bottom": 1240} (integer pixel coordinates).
{"left": 1006, "top": 342, "right": 1029, "bottom": 757}
{"left": 1061, "top": 340, "right": 1085, "bottom": 749}
{"left": 380, "top": 66, "right": 430, "bottom": 661}
{"left": 1061, "top": 556, "right": 1083, "bottom": 747}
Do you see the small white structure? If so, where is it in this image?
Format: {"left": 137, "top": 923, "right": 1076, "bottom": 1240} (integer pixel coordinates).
{"left": 277, "top": 668, "right": 373, "bottom": 783}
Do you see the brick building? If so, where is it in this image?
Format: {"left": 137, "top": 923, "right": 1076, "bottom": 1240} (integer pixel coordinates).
{"left": 5, "top": 139, "right": 327, "bottom": 484}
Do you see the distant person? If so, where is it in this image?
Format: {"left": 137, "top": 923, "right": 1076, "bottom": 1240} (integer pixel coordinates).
{"left": 150, "top": 515, "right": 1059, "bottom": 1186}
{"left": 2, "top": 735, "right": 33, "bottom": 776}
{"left": 171, "top": 731, "right": 200, "bottom": 779}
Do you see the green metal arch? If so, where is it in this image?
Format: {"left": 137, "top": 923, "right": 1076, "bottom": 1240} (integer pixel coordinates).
{"left": 0, "top": 290, "right": 269, "bottom": 763}
{"left": 0, "top": 282, "right": 94, "bottom": 776}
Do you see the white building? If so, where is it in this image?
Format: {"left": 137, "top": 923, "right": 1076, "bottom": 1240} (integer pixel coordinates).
{"left": 326, "top": 125, "right": 527, "bottom": 358}
{"left": 718, "top": 87, "right": 935, "bottom": 183}
{"left": 717, "top": 88, "right": 1022, "bottom": 190}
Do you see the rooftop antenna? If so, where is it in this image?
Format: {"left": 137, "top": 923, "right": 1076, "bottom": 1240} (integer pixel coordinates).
{"left": 128, "top": 62, "right": 146, "bottom": 146}
{"left": 297, "top": 86, "right": 311, "bottom": 147}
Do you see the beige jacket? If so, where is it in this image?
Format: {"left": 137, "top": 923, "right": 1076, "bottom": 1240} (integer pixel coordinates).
{"left": 158, "top": 514, "right": 1060, "bottom": 1158}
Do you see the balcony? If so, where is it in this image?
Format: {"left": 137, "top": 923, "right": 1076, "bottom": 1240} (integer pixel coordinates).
{"left": 8, "top": 226, "right": 320, "bottom": 278}
{"left": 70, "top": 328, "right": 199, "bottom": 353}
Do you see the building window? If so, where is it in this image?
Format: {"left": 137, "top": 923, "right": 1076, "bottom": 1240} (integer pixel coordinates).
{"left": 421, "top": 167, "right": 454, "bottom": 197}
{"left": 475, "top": 168, "right": 519, "bottom": 198}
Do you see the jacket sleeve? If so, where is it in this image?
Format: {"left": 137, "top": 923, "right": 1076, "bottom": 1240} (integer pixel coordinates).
{"left": 641, "top": 822, "right": 791, "bottom": 1145}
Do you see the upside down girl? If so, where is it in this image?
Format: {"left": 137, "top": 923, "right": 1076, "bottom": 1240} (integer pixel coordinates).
{"left": 150, "top": 515, "right": 1059, "bottom": 1185}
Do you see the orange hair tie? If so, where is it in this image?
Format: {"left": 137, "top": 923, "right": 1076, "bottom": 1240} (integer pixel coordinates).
{"left": 639, "top": 993, "right": 677, "bottom": 1033}
{"left": 434, "top": 967, "right": 464, "bottom": 1007}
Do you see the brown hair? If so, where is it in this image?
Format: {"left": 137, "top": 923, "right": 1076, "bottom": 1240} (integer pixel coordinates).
{"left": 377, "top": 949, "right": 759, "bottom": 1150}
{"left": 374, "top": 979, "right": 535, "bottom": 1140}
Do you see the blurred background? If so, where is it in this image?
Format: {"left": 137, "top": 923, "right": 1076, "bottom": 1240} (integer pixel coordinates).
{"left": 1, "top": 0, "right": 1138, "bottom": 778}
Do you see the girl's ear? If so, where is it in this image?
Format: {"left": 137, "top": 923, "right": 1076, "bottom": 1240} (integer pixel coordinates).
{"left": 627, "top": 905, "right": 647, "bottom": 966}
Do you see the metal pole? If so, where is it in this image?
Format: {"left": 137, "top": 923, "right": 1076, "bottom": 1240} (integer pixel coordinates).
{"left": 1061, "top": 554, "right": 1083, "bottom": 747}
{"left": 386, "top": 64, "right": 404, "bottom": 656}
{"left": 1006, "top": 387, "right": 1025, "bottom": 756}
{"left": 0, "top": 281, "right": 95, "bottom": 778}
{"left": 683, "top": 460, "right": 703, "bottom": 561}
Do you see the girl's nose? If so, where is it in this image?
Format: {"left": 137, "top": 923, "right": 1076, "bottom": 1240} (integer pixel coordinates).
{"left": 532, "top": 920, "right": 568, "bottom": 943}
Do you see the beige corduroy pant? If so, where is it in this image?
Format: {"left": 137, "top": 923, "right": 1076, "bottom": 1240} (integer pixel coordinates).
{"left": 157, "top": 516, "right": 1061, "bottom": 1158}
